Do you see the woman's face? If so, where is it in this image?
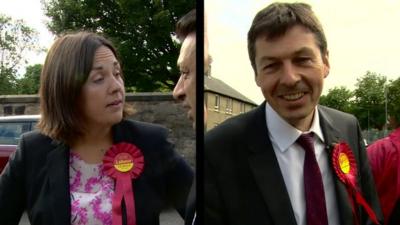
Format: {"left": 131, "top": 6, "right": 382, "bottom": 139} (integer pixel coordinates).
{"left": 80, "top": 46, "right": 125, "bottom": 129}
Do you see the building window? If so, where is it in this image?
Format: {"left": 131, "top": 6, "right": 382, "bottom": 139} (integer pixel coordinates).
{"left": 214, "top": 95, "right": 220, "bottom": 111}
{"left": 3, "top": 106, "right": 12, "bottom": 116}
{"left": 14, "top": 105, "right": 25, "bottom": 115}
{"left": 225, "top": 98, "right": 233, "bottom": 114}
{"left": 240, "top": 103, "right": 245, "bottom": 114}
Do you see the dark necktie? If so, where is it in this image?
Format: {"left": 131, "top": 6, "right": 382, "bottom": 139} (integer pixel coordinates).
{"left": 297, "top": 133, "right": 328, "bottom": 225}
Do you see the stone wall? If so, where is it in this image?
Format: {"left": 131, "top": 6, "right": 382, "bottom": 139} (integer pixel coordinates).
{"left": 0, "top": 93, "right": 195, "bottom": 167}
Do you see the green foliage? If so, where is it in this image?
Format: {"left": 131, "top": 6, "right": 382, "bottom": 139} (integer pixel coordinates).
{"left": 17, "top": 64, "right": 42, "bottom": 94}
{"left": 320, "top": 72, "right": 398, "bottom": 131}
{"left": 387, "top": 77, "right": 400, "bottom": 124}
{"left": 42, "top": 0, "right": 195, "bottom": 92}
{"left": 353, "top": 71, "right": 387, "bottom": 130}
{"left": 0, "top": 14, "right": 41, "bottom": 95}
{"left": 319, "top": 86, "right": 354, "bottom": 113}
{"left": 0, "top": 67, "right": 16, "bottom": 95}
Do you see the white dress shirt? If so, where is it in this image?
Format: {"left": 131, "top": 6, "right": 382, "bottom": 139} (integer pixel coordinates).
{"left": 265, "top": 103, "right": 340, "bottom": 225}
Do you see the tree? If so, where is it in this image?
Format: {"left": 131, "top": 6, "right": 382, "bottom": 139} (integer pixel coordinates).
{"left": 16, "top": 64, "right": 42, "bottom": 94}
{"left": 0, "top": 14, "right": 41, "bottom": 95}
{"left": 387, "top": 77, "right": 400, "bottom": 124}
{"left": 353, "top": 71, "right": 387, "bottom": 130}
{"left": 42, "top": 0, "right": 195, "bottom": 92}
{"left": 319, "top": 86, "right": 354, "bottom": 113}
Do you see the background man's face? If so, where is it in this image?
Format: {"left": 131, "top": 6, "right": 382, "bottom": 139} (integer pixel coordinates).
{"left": 173, "top": 33, "right": 197, "bottom": 128}
{"left": 254, "top": 25, "right": 330, "bottom": 130}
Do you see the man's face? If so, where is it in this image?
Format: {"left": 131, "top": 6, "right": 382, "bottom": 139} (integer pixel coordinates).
{"left": 254, "top": 25, "right": 330, "bottom": 130}
{"left": 173, "top": 32, "right": 196, "bottom": 128}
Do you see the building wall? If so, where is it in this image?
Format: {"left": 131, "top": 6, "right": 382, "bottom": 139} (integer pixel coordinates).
{"left": 0, "top": 93, "right": 195, "bottom": 167}
{"left": 204, "top": 91, "right": 257, "bottom": 131}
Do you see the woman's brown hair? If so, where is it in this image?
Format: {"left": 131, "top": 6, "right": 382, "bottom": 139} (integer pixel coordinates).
{"left": 38, "top": 31, "right": 120, "bottom": 144}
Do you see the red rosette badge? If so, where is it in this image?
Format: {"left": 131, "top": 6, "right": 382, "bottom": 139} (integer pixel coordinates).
{"left": 331, "top": 142, "right": 380, "bottom": 225}
{"left": 332, "top": 142, "right": 357, "bottom": 187}
{"left": 103, "top": 142, "right": 144, "bottom": 225}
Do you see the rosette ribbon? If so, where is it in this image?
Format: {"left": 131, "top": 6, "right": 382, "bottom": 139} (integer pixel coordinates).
{"left": 103, "top": 142, "right": 144, "bottom": 225}
{"left": 331, "top": 142, "right": 380, "bottom": 225}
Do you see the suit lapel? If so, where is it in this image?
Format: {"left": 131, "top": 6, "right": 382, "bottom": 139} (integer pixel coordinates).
{"left": 46, "top": 141, "right": 70, "bottom": 225}
{"left": 318, "top": 107, "right": 354, "bottom": 225}
{"left": 247, "top": 103, "right": 297, "bottom": 224}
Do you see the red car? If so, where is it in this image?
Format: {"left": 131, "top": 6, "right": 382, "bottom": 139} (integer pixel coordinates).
{"left": 0, "top": 115, "right": 40, "bottom": 173}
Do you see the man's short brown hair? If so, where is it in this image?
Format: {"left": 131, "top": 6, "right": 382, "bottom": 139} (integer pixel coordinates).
{"left": 37, "top": 31, "right": 119, "bottom": 143}
{"left": 247, "top": 2, "right": 327, "bottom": 75}
{"left": 176, "top": 9, "right": 196, "bottom": 41}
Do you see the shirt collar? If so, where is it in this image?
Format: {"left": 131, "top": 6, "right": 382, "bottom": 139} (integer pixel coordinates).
{"left": 265, "top": 103, "right": 325, "bottom": 152}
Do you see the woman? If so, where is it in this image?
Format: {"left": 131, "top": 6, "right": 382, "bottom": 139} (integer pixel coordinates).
{"left": 368, "top": 114, "right": 400, "bottom": 225}
{"left": 0, "top": 32, "right": 193, "bottom": 225}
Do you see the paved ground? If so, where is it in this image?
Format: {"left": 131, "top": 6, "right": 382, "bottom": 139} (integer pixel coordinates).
{"left": 19, "top": 209, "right": 183, "bottom": 225}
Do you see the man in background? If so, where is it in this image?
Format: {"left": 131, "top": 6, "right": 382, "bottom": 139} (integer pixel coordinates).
{"left": 367, "top": 78, "right": 400, "bottom": 225}
{"left": 173, "top": 9, "right": 197, "bottom": 225}
{"left": 174, "top": 9, "right": 197, "bottom": 129}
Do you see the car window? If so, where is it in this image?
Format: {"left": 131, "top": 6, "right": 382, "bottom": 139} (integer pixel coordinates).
{"left": 32, "top": 121, "right": 38, "bottom": 130}
{"left": 0, "top": 122, "right": 31, "bottom": 145}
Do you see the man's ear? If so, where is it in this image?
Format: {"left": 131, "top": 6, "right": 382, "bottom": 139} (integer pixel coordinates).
{"left": 255, "top": 73, "right": 261, "bottom": 87}
{"left": 322, "top": 50, "right": 330, "bottom": 78}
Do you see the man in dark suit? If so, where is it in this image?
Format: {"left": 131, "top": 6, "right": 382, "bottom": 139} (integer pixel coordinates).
{"left": 173, "top": 9, "right": 198, "bottom": 225}
{"left": 205, "top": 3, "right": 383, "bottom": 225}
{"left": 174, "top": 9, "right": 197, "bottom": 129}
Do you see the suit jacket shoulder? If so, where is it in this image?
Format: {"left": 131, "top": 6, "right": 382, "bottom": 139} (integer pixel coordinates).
{"left": 114, "top": 119, "right": 169, "bottom": 143}
{"left": 205, "top": 104, "right": 264, "bottom": 157}
{"left": 318, "top": 105, "right": 359, "bottom": 129}
{"left": 207, "top": 106, "right": 259, "bottom": 137}
{"left": 205, "top": 103, "right": 289, "bottom": 225}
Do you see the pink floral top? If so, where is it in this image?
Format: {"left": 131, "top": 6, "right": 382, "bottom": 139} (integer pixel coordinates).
{"left": 69, "top": 152, "right": 115, "bottom": 225}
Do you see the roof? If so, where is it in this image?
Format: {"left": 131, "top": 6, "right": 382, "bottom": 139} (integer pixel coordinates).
{"left": 204, "top": 76, "right": 257, "bottom": 105}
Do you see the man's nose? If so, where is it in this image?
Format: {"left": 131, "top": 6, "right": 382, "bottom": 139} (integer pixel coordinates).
{"left": 173, "top": 75, "right": 185, "bottom": 101}
{"left": 280, "top": 62, "right": 300, "bottom": 86}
